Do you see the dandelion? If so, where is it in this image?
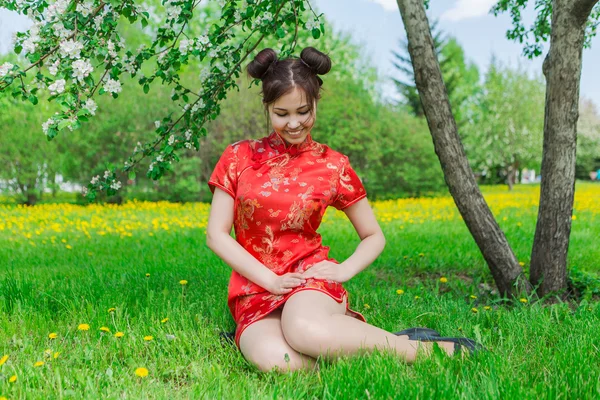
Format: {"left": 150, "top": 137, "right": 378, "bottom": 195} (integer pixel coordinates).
{"left": 519, "top": 261, "right": 525, "bottom": 266}
{"left": 48, "top": 332, "right": 58, "bottom": 339}
{"left": 108, "top": 307, "right": 116, "bottom": 313}
{"left": 114, "top": 332, "right": 124, "bottom": 338}
{"left": 53, "top": 352, "right": 60, "bottom": 359}
{"left": 161, "top": 317, "right": 169, "bottom": 323}
{"left": 179, "top": 280, "right": 188, "bottom": 285}
{"left": 484, "top": 306, "right": 492, "bottom": 311}
{"left": 418, "top": 253, "right": 425, "bottom": 257}
{"left": 439, "top": 277, "right": 448, "bottom": 283}
{"left": 34, "top": 361, "right": 45, "bottom": 367}
{"left": 364, "top": 304, "right": 371, "bottom": 309}
{"left": 78, "top": 323, "right": 90, "bottom": 331}
{"left": 144, "top": 336, "right": 154, "bottom": 341}
{"left": 572, "top": 215, "right": 577, "bottom": 220}
{"left": 414, "top": 295, "right": 420, "bottom": 300}
{"left": 66, "top": 244, "right": 72, "bottom": 249}
{"left": 471, "top": 307, "right": 479, "bottom": 313}
{"left": 0, "top": 355, "right": 8, "bottom": 366}
{"left": 100, "top": 327, "right": 110, "bottom": 333}
{"left": 470, "top": 295, "right": 477, "bottom": 299}
{"left": 396, "top": 289, "right": 404, "bottom": 295}
{"left": 146, "top": 273, "right": 150, "bottom": 278}
{"left": 135, "top": 367, "right": 149, "bottom": 377}
{"left": 9, "top": 374, "right": 17, "bottom": 383}
{"left": 520, "top": 298, "right": 528, "bottom": 304}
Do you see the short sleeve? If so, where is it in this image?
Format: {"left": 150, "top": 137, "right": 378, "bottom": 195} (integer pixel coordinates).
{"left": 332, "top": 155, "right": 367, "bottom": 210}
{"left": 208, "top": 144, "right": 239, "bottom": 199}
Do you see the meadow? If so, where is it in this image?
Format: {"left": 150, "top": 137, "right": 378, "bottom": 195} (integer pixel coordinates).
{"left": 1, "top": 183, "right": 599, "bottom": 399}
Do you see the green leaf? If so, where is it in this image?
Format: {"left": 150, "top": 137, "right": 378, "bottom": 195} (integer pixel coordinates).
{"left": 276, "top": 27, "right": 285, "bottom": 38}
{"left": 128, "top": 170, "right": 136, "bottom": 180}
{"left": 28, "top": 95, "right": 38, "bottom": 105}
{"left": 14, "top": 45, "right": 22, "bottom": 54}
{"left": 311, "top": 28, "right": 320, "bottom": 39}
{"left": 143, "top": 84, "right": 150, "bottom": 94}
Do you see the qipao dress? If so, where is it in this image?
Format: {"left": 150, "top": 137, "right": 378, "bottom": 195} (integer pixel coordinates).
{"left": 208, "top": 130, "right": 368, "bottom": 348}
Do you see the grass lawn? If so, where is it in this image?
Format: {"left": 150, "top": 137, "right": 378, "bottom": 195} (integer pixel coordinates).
{"left": 1, "top": 183, "right": 599, "bottom": 399}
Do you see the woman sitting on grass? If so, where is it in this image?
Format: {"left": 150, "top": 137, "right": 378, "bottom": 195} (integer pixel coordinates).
{"left": 206, "top": 47, "right": 480, "bottom": 372}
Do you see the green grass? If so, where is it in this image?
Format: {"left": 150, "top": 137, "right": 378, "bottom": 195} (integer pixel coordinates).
{"left": 1, "top": 184, "right": 599, "bottom": 399}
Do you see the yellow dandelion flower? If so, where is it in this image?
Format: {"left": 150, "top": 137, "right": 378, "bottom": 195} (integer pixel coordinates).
{"left": 161, "top": 317, "right": 169, "bottom": 323}
{"left": 471, "top": 307, "right": 479, "bottom": 313}
{"left": 9, "top": 374, "right": 17, "bottom": 383}
{"left": 520, "top": 298, "right": 528, "bottom": 304}
{"left": 519, "top": 261, "right": 525, "bottom": 266}
{"left": 78, "top": 324, "right": 90, "bottom": 331}
{"left": 396, "top": 289, "right": 404, "bottom": 295}
{"left": 439, "top": 277, "right": 448, "bottom": 283}
{"left": 100, "top": 326, "right": 110, "bottom": 333}
{"left": 144, "top": 336, "right": 154, "bottom": 341}
{"left": 572, "top": 215, "right": 577, "bottom": 220}
{"left": 114, "top": 332, "right": 124, "bottom": 338}
{"left": 146, "top": 273, "right": 150, "bottom": 278}
{"left": 364, "top": 304, "right": 371, "bottom": 309}
{"left": 66, "top": 245, "right": 72, "bottom": 249}
{"left": 418, "top": 253, "right": 425, "bottom": 257}
{"left": 135, "top": 367, "right": 149, "bottom": 377}
{"left": 108, "top": 307, "right": 116, "bottom": 313}
{"left": 53, "top": 352, "right": 60, "bottom": 359}
{"left": 403, "top": 256, "right": 408, "bottom": 259}
{"left": 484, "top": 306, "right": 492, "bottom": 311}
{"left": 48, "top": 332, "right": 58, "bottom": 339}
{"left": 33, "top": 361, "right": 44, "bottom": 367}
{"left": 179, "top": 280, "right": 188, "bottom": 285}
{"left": 414, "top": 295, "right": 420, "bottom": 300}
{"left": 0, "top": 355, "right": 8, "bottom": 366}
{"left": 1, "top": 396, "right": 7, "bottom": 400}
{"left": 517, "top": 222, "right": 522, "bottom": 227}
{"left": 61, "top": 239, "right": 67, "bottom": 243}
{"left": 470, "top": 295, "right": 477, "bottom": 299}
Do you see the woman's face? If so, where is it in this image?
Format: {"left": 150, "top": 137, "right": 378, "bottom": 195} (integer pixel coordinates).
{"left": 268, "top": 86, "right": 316, "bottom": 146}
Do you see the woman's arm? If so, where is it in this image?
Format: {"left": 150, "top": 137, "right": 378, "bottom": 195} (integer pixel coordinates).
{"left": 339, "top": 197, "right": 386, "bottom": 277}
{"left": 206, "top": 188, "right": 305, "bottom": 294}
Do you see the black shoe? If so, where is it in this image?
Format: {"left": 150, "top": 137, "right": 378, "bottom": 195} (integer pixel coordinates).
{"left": 393, "top": 327, "right": 441, "bottom": 340}
{"left": 419, "top": 336, "right": 484, "bottom": 355}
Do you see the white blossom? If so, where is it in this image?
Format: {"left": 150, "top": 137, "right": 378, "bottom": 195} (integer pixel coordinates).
{"left": 148, "top": 162, "right": 155, "bottom": 172}
{"left": 76, "top": 0, "right": 95, "bottom": 17}
{"left": 185, "top": 130, "right": 192, "bottom": 141}
{"left": 208, "top": 48, "right": 218, "bottom": 58}
{"left": 48, "top": 79, "right": 66, "bottom": 95}
{"left": 84, "top": 98, "right": 97, "bottom": 115}
{"left": 199, "top": 67, "right": 210, "bottom": 81}
{"left": 104, "top": 79, "right": 122, "bottom": 94}
{"left": 156, "top": 155, "right": 164, "bottom": 162}
{"left": 179, "top": 39, "right": 191, "bottom": 55}
{"left": 81, "top": 187, "right": 89, "bottom": 197}
{"left": 0, "top": 62, "right": 14, "bottom": 77}
{"left": 60, "top": 39, "right": 84, "bottom": 59}
{"left": 155, "top": 120, "right": 161, "bottom": 128}
{"left": 91, "top": 175, "right": 100, "bottom": 184}
{"left": 44, "top": 0, "right": 69, "bottom": 21}
{"left": 48, "top": 60, "right": 60, "bottom": 76}
{"left": 94, "top": 15, "right": 104, "bottom": 29}
{"left": 191, "top": 99, "right": 205, "bottom": 113}
{"left": 22, "top": 38, "right": 37, "bottom": 54}
{"left": 184, "top": 142, "right": 193, "bottom": 149}
{"left": 110, "top": 180, "right": 122, "bottom": 190}
{"left": 107, "top": 40, "right": 118, "bottom": 58}
{"left": 197, "top": 35, "right": 209, "bottom": 46}
{"left": 104, "top": 170, "right": 111, "bottom": 179}
{"left": 168, "top": 135, "right": 175, "bottom": 145}
{"left": 52, "top": 22, "right": 72, "bottom": 38}
{"left": 72, "top": 59, "right": 94, "bottom": 82}
{"left": 305, "top": 17, "right": 319, "bottom": 30}
{"left": 42, "top": 117, "right": 55, "bottom": 135}
{"left": 234, "top": 10, "right": 241, "bottom": 22}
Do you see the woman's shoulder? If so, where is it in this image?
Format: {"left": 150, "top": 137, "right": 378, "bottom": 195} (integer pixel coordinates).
{"left": 317, "top": 142, "right": 350, "bottom": 165}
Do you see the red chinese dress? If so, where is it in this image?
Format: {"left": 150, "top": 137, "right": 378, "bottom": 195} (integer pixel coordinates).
{"left": 208, "top": 130, "right": 367, "bottom": 348}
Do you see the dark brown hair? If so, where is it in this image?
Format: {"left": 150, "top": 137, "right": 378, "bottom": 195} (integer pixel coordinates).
{"left": 246, "top": 47, "right": 331, "bottom": 117}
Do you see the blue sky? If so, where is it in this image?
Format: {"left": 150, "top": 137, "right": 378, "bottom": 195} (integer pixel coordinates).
{"left": 1, "top": 1, "right": 598, "bottom": 105}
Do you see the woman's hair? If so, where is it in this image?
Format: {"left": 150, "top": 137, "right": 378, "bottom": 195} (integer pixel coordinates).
{"left": 246, "top": 47, "right": 331, "bottom": 116}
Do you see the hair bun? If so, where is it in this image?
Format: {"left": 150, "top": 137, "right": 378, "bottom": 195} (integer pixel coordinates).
{"left": 299, "top": 47, "right": 331, "bottom": 75}
{"left": 247, "top": 48, "right": 278, "bottom": 79}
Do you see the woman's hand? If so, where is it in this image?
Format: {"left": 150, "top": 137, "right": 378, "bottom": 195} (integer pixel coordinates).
{"left": 301, "top": 260, "right": 353, "bottom": 283}
{"left": 267, "top": 272, "right": 306, "bottom": 295}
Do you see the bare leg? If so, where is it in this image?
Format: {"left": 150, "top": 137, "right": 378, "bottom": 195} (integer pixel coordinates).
{"left": 280, "top": 290, "right": 455, "bottom": 362}
{"left": 238, "top": 308, "right": 318, "bottom": 373}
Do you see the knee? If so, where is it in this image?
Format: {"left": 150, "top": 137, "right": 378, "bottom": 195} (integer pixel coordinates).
{"left": 281, "top": 313, "right": 334, "bottom": 356}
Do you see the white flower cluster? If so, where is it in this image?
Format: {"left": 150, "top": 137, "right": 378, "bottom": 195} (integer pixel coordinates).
{"left": 52, "top": 22, "right": 72, "bottom": 39}
{"left": 0, "top": 62, "right": 14, "bottom": 77}
{"left": 60, "top": 39, "right": 84, "bottom": 59}
{"left": 110, "top": 181, "right": 122, "bottom": 190}
{"left": 48, "top": 79, "right": 66, "bottom": 95}
{"left": 44, "top": 0, "right": 69, "bottom": 21}
{"left": 107, "top": 40, "right": 118, "bottom": 58}
{"left": 191, "top": 99, "right": 205, "bottom": 113}
{"left": 76, "top": 0, "right": 95, "bottom": 17}
{"left": 22, "top": 23, "right": 42, "bottom": 54}
{"left": 168, "top": 135, "right": 176, "bottom": 145}
{"left": 90, "top": 175, "right": 100, "bottom": 184}
{"left": 179, "top": 39, "right": 192, "bottom": 55}
{"left": 84, "top": 98, "right": 98, "bottom": 115}
{"left": 164, "top": 0, "right": 183, "bottom": 22}
{"left": 252, "top": 11, "right": 272, "bottom": 29}
{"left": 72, "top": 59, "right": 94, "bottom": 82}
{"left": 104, "top": 79, "right": 122, "bottom": 94}
{"left": 42, "top": 117, "right": 56, "bottom": 135}
{"left": 305, "top": 17, "right": 319, "bottom": 30}
{"left": 104, "top": 170, "right": 111, "bottom": 179}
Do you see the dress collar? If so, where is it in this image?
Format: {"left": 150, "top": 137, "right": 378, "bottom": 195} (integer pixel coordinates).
{"left": 266, "top": 130, "right": 316, "bottom": 155}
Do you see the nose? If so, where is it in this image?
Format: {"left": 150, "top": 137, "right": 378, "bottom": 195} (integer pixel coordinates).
{"left": 287, "top": 120, "right": 301, "bottom": 130}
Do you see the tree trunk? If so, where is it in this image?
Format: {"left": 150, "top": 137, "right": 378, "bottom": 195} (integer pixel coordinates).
{"left": 530, "top": 0, "right": 598, "bottom": 297}
{"left": 396, "top": 0, "right": 529, "bottom": 296}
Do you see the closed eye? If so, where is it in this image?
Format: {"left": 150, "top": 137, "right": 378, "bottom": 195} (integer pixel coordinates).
{"left": 276, "top": 111, "right": 310, "bottom": 117}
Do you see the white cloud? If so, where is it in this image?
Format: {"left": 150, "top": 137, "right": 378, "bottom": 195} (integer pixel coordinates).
{"left": 441, "top": 0, "right": 497, "bottom": 22}
{"left": 366, "top": 0, "right": 399, "bottom": 12}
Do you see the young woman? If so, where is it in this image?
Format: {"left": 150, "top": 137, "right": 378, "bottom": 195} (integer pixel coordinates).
{"left": 206, "top": 47, "right": 479, "bottom": 372}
